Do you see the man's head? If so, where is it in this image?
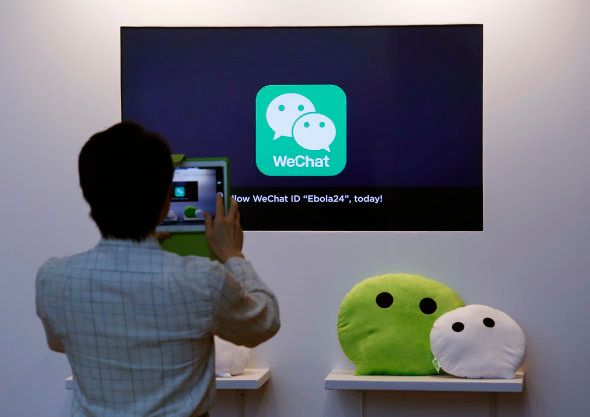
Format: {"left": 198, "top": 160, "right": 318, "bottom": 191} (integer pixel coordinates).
{"left": 79, "top": 122, "right": 174, "bottom": 241}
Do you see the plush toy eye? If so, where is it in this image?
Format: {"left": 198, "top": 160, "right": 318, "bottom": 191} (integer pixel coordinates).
{"left": 375, "top": 292, "right": 394, "bottom": 308}
{"left": 419, "top": 297, "right": 437, "bottom": 314}
{"left": 452, "top": 322, "right": 464, "bottom": 332}
{"left": 483, "top": 317, "right": 495, "bottom": 328}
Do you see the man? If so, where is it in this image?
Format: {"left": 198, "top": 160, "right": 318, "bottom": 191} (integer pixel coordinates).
{"left": 35, "top": 122, "right": 280, "bottom": 417}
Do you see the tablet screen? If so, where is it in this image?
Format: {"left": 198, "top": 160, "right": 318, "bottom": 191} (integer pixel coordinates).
{"left": 157, "top": 160, "right": 227, "bottom": 232}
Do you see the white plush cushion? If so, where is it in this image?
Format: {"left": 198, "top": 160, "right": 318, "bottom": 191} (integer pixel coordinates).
{"left": 214, "top": 336, "right": 250, "bottom": 377}
{"left": 430, "top": 305, "right": 525, "bottom": 379}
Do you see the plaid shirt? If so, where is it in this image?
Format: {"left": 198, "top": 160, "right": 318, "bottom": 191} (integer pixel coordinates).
{"left": 35, "top": 238, "right": 280, "bottom": 417}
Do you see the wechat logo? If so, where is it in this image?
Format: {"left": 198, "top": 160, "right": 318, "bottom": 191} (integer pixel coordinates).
{"left": 266, "top": 93, "right": 315, "bottom": 140}
{"left": 265, "top": 93, "right": 336, "bottom": 152}
{"left": 292, "top": 113, "right": 336, "bottom": 152}
{"left": 174, "top": 186, "right": 185, "bottom": 198}
{"left": 256, "top": 85, "right": 346, "bottom": 177}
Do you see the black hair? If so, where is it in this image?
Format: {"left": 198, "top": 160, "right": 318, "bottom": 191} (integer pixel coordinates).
{"left": 78, "top": 122, "right": 174, "bottom": 241}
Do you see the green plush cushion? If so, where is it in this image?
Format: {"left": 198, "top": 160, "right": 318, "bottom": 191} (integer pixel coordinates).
{"left": 337, "top": 273, "right": 464, "bottom": 375}
{"left": 184, "top": 206, "right": 197, "bottom": 218}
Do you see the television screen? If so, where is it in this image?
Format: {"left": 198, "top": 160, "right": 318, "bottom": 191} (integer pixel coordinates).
{"left": 121, "top": 25, "right": 482, "bottom": 231}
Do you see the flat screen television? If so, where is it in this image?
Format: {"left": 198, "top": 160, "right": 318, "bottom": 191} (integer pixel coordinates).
{"left": 121, "top": 25, "right": 483, "bottom": 231}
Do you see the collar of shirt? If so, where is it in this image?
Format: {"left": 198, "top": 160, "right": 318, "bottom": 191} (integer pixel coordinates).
{"left": 96, "top": 236, "right": 161, "bottom": 250}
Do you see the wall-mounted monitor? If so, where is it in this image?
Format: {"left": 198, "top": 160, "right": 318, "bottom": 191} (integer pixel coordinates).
{"left": 121, "top": 25, "right": 483, "bottom": 231}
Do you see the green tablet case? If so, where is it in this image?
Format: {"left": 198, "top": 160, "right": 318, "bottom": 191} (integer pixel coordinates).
{"left": 160, "top": 154, "right": 230, "bottom": 260}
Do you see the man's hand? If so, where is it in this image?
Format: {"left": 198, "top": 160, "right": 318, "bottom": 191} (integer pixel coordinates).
{"left": 204, "top": 194, "right": 244, "bottom": 262}
{"left": 155, "top": 231, "right": 171, "bottom": 243}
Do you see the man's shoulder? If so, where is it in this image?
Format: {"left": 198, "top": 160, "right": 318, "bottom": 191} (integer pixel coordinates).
{"left": 36, "top": 245, "right": 223, "bottom": 287}
{"left": 35, "top": 250, "right": 99, "bottom": 299}
{"left": 162, "top": 251, "right": 222, "bottom": 277}
{"left": 37, "top": 249, "right": 93, "bottom": 273}
{"left": 36, "top": 249, "right": 95, "bottom": 282}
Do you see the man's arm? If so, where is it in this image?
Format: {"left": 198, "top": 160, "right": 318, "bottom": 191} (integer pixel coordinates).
{"left": 209, "top": 258, "right": 280, "bottom": 347}
{"left": 204, "top": 195, "right": 280, "bottom": 347}
{"left": 39, "top": 317, "right": 65, "bottom": 353}
{"left": 35, "top": 267, "right": 65, "bottom": 354}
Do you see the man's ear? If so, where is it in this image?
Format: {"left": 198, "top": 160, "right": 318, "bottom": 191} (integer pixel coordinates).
{"left": 158, "top": 184, "right": 172, "bottom": 222}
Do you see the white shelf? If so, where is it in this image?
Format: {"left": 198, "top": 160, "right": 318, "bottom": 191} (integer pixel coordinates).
{"left": 66, "top": 368, "right": 270, "bottom": 391}
{"left": 216, "top": 368, "right": 271, "bottom": 390}
{"left": 325, "top": 370, "right": 524, "bottom": 393}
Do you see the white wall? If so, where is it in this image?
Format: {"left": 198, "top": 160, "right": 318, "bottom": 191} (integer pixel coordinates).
{"left": 1, "top": 1, "right": 589, "bottom": 416}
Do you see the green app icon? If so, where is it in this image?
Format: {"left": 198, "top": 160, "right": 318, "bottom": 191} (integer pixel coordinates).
{"left": 256, "top": 84, "right": 346, "bottom": 176}
{"left": 174, "top": 186, "right": 185, "bottom": 198}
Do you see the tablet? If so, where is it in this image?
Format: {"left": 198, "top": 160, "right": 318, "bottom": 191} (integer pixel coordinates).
{"left": 157, "top": 158, "right": 229, "bottom": 233}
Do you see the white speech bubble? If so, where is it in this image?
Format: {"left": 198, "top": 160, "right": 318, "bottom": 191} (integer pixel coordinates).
{"left": 266, "top": 93, "right": 315, "bottom": 140}
{"left": 292, "top": 112, "right": 336, "bottom": 152}
{"left": 430, "top": 305, "right": 526, "bottom": 379}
